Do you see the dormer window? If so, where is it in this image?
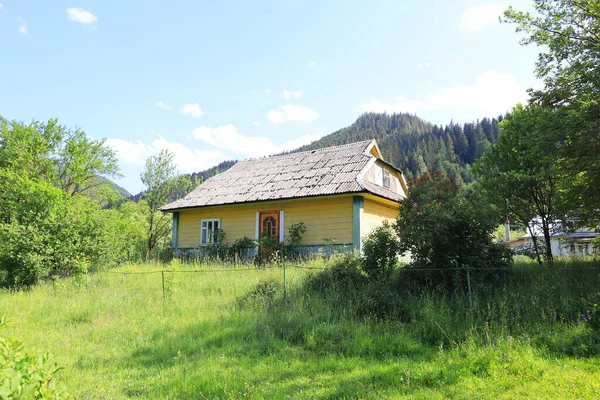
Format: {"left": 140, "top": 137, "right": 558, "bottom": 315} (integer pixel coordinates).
{"left": 382, "top": 169, "right": 391, "bottom": 188}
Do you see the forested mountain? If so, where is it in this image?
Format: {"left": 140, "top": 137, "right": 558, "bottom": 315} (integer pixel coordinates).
{"left": 130, "top": 112, "right": 503, "bottom": 198}
{"left": 295, "top": 113, "right": 503, "bottom": 186}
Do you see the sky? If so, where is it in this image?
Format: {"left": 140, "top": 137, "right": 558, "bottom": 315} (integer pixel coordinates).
{"left": 0, "top": 0, "right": 541, "bottom": 193}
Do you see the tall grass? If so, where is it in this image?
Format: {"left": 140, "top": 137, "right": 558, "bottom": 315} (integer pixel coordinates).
{"left": 1, "top": 258, "right": 599, "bottom": 398}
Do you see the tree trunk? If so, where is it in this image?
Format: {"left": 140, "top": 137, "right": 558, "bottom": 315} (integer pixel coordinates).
{"left": 541, "top": 220, "right": 554, "bottom": 265}
{"left": 527, "top": 224, "right": 543, "bottom": 265}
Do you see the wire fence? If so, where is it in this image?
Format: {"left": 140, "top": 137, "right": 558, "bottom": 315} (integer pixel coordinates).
{"left": 88, "top": 260, "right": 600, "bottom": 308}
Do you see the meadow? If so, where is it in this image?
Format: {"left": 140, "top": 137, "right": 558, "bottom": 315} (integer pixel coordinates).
{"left": 2, "top": 258, "right": 600, "bottom": 399}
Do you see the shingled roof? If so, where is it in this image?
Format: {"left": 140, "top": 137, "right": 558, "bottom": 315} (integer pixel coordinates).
{"left": 161, "top": 139, "right": 404, "bottom": 211}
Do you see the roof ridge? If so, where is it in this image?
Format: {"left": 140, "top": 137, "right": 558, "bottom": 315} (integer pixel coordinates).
{"left": 239, "top": 139, "right": 375, "bottom": 163}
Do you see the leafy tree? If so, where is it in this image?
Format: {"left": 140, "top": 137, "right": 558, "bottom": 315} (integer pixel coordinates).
{"left": 474, "top": 104, "right": 563, "bottom": 264}
{"left": 0, "top": 116, "right": 140, "bottom": 287}
{"left": 505, "top": 0, "right": 600, "bottom": 106}
{"left": 140, "top": 150, "right": 193, "bottom": 255}
{"left": 395, "top": 171, "right": 512, "bottom": 293}
{"left": 56, "top": 128, "right": 120, "bottom": 196}
{"left": 505, "top": 0, "right": 600, "bottom": 225}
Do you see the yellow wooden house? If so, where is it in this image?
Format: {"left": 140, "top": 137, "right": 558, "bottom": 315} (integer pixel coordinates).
{"left": 161, "top": 139, "right": 408, "bottom": 253}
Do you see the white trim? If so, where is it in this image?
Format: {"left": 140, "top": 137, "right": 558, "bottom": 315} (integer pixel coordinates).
{"left": 200, "top": 218, "right": 221, "bottom": 246}
{"left": 255, "top": 212, "right": 260, "bottom": 240}
{"left": 356, "top": 156, "right": 378, "bottom": 182}
{"left": 279, "top": 210, "right": 285, "bottom": 243}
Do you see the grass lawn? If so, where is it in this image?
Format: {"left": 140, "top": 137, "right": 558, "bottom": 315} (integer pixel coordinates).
{"left": 1, "top": 260, "right": 600, "bottom": 399}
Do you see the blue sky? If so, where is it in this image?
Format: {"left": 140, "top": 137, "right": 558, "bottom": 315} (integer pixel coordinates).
{"left": 0, "top": 0, "right": 540, "bottom": 193}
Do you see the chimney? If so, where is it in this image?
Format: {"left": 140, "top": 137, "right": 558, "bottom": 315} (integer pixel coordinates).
{"left": 504, "top": 216, "right": 510, "bottom": 242}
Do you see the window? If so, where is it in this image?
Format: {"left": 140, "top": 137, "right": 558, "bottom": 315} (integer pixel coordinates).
{"left": 200, "top": 218, "right": 221, "bottom": 246}
{"left": 382, "top": 168, "right": 391, "bottom": 188}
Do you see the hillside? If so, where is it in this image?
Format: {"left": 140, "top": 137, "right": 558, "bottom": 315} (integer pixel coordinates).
{"left": 295, "top": 112, "right": 502, "bottom": 185}
{"left": 131, "top": 112, "right": 503, "bottom": 199}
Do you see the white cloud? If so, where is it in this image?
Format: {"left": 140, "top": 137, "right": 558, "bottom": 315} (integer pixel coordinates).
{"left": 17, "top": 17, "right": 28, "bottom": 36}
{"left": 417, "top": 61, "right": 432, "bottom": 68}
{"left": 66, "top": 8, "right": 98, "bottom": 25}
{"left": 361, "top": 70, "right": 527, "bottom": 117}
{"left": 307, "top": 61, "right": 316, "bottom": 68}
{"left": 267, "top": 104, "right": 318, "bottom": 124}
{"left": 0, "top": 4, "right": 4, "bottom": 10}
{"left": 459, "top": 3, "right": 505, "bottom": 32}
{"left": 283, "top": 89, "right": 304, "bottom": 100}
{"left": 192, "top": 125, "right": 319, "bottom": 158}
{"left": 157, "top": 101, "right": 172, "bottom": 111}
{"left": 180, "top": 103, "right": 203, "bottom": 118}
{"left": 251, "top": 121, "right": 262, "bottom": 127}
{"left": 105, "top": 137, "right": 226, "bottom": 173}
{"left": 66, "top": 8, "right": 97, "bottom": 25}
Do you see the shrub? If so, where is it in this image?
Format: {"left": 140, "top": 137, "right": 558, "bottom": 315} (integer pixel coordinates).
{"left": 287, "top": 222, "right": 306, "bottom": 246}
{"left": 302, "top": 253, "right": 367, "bottom": 302}
{"left": 0, "top": 316, "right": 69, "bottom": 398}
{"left": 237, "top": 278, "right": 281, "bottom": 310}
{"left": 395, "top": 171, "right": 512, "bottom": 293}
{"left": 361, "top": 221, "right": 400, "bottom": 278}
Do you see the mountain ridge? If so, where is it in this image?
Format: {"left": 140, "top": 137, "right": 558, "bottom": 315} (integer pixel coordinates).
{"left": 130, "top": 112, "right": 502, "bottom": 199}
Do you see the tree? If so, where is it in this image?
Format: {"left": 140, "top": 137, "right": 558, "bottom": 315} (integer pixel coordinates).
{"left": 505, "top": 1, "right": 600, "bottom": 225}
{"left": 395, "top": 171, "right": 512, "bottom": 293}
{"left": 0, "top": 117, "right": 120, "bottom": 199}
{"left": 474, "top": 104, "right": 564, "bottom": 264}
{"left": 505, "top": 0, "right": 600, "bottom": 106}
{"left": 140, "top": 150, "right": 193, "bottom": 255}
{"left": 57, "top": 128, "right": 120, "bottom": 196}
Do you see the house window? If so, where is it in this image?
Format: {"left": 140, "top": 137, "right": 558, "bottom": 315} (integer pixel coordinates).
{"left": 201, "top": 218, "right": 221, "bottom": 246}
{"left": 382, "top": 169, "right": 391, "bottom": 188}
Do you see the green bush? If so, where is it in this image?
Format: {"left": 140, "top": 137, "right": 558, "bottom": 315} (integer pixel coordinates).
{"left": 237, "top": 278, "right": 281, "bottom": 310}
{"left": 396, "top": 171, "right": 513, "bottom": 294}
{"left": 361, "top": 221, "right": 400, "bottom": 278}
{"left": 0, "top": 316, "right": 69, "bottom": 399}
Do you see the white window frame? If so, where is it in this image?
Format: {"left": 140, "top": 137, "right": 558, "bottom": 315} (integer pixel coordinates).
{"left": 200, "top": 218, "right": 221, "bottom": 246}
{"left": 382, "top": 168, "right": 391, "bottom": 188}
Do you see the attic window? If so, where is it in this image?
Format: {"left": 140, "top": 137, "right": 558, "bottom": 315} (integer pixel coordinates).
{"left": 382, "top": 169, "right": 391, "bottom": 188}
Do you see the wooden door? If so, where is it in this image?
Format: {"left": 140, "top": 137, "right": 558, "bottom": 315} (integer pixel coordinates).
{"left": 259, "top": 211, "right": 279, "bottom": 240}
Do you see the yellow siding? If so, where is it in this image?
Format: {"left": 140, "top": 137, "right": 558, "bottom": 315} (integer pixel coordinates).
{"left": 362, "top": 197, "right": 399, "bottom": 239}
{"left": 177, "top": 195, "right": 353, "bottom": 248}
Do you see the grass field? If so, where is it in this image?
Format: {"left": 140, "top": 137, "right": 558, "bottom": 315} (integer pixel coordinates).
{"left": 2, "top": 259, "right": 600, "bottom": 399}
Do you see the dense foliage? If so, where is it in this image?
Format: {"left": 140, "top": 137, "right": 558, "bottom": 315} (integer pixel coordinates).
{"left": 0, "top": 118, "right": 149, "bottom": 287}
{"left": 395, "top": 171, "right": 512, "bottom": 292}
{"left": 475, "top": 105, "right": 565, "bottom": 264}
{"left": 504, "top": 0, "right": 600, "bottom": 226}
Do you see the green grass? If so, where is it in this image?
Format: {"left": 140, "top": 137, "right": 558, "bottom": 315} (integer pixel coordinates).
{"left": 1, "top": 259, "right": 600, "bottom": 399}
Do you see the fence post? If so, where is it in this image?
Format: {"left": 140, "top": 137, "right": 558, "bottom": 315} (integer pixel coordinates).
{"left": 283, "top": 262, "right": 287, "bottom": 299}
{"left": 466, "top": 265, "right": 473, "bottom": 308}
{"left": 162, "top": 270, "right": 165, "bottom": 300}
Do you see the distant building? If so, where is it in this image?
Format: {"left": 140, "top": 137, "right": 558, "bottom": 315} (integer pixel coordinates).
{"left": 507, "top": 222, "right": 598, "bottom": 257}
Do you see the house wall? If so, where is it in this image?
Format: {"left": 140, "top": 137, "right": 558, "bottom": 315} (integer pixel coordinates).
{"left": 361, "top": 196, "right": 400, "bottom": 239}
{"left": 522, "top": 237, "right": 596, "bottom": 257}
{"left": 176, "top": 195, "right": 354, "bottom": 248}
{"left": 362, "top": 160, "right": 407, "bottom": 198}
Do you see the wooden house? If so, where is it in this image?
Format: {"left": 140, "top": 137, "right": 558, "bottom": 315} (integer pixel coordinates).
{"left": 160, "top": 139, "right": 407, "bottom": 253}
